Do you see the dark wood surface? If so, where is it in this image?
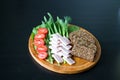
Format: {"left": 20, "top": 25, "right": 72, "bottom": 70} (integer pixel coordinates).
{"left": 1, "top": 0, "right": 120, "bottom": 80}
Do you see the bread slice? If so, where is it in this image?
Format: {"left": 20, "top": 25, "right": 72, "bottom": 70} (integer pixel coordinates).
{"left": 69, "top": 29, "right": 97, "bottom": 61}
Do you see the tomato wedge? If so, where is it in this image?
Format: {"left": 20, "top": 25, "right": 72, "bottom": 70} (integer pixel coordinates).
{"left": 38, "top": 52, "right": 48, "bottom": 59}
{"left": 38, "top": 28, "right": 48, "bottom": 34}
{"left": 34, "top": 39, "right": 44, "bottom": 46}
{"left": 34, "top": 33, "right": 46, "bottom": 39}
{"left": 36, "top": 45, "right": 48, "bottom": 52}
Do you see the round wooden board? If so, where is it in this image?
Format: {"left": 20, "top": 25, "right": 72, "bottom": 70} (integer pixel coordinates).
{"left": 28, "top": 27, "right": 101, "bottom": 74}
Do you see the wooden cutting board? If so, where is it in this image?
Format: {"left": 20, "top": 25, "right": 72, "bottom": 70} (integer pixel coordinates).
{"left": 28, "top": 27, "right": 101, "bottom": 74}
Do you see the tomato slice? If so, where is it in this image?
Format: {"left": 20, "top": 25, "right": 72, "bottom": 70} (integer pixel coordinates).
{"left": 38, "top": 52, "right": 48, "bottom": 59}
{"left": 34, "top": 39, "right": 44, "bottom": 46}
{"left": 38, "top": 28, "right": 48, "bottom": 34}
{"left": 37, "top": 45, "right": 48, "bottom": 52}
{"left": 34, "top": 33, "right": 46, "bottom": 39}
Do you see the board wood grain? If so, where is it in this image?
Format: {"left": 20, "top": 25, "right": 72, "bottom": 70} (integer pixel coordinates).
{"left": 28, "top": 27, "right": 101, "bottom": 74}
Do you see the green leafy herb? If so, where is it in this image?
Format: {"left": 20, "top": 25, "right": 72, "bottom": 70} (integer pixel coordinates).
{"left": 31, "top": 32, "right": 35, "bottom": 40}
{"left": 68, "top": 25, "right": 80, "bottom": 34}
{"left": 32, "top": 27, "right": 37, "bottom": 35}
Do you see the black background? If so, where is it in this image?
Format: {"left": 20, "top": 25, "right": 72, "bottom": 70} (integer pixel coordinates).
{"left": 1, "top": 0, "right": 120, "bottom": 80}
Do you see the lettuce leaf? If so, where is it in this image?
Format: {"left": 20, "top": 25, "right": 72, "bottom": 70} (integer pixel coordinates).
{"left": 68, "top": 25, "right": 80, "bottom": 34}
